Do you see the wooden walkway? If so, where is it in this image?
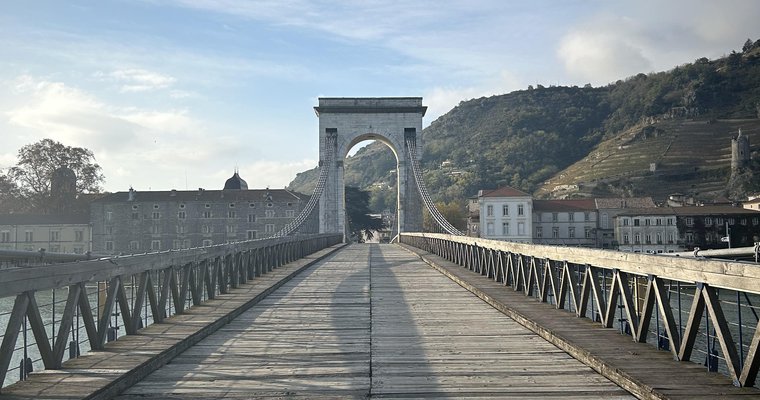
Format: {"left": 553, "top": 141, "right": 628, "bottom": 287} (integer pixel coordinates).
{"left": 116, "top": 244, "right": 631, "bottom": 399}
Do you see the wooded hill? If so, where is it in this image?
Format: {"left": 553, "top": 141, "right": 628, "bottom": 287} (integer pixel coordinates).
{"left": 288, "top": 39, "right": 760, "bottom": 210}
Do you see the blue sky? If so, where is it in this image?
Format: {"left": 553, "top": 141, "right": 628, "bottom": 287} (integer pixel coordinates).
{"left": 2, "top": 1, "right": 759, "bottom": 193}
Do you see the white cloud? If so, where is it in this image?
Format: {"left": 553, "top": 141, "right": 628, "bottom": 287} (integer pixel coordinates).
{"left": 96, "top": 68, "right": 177, "bottom": 92}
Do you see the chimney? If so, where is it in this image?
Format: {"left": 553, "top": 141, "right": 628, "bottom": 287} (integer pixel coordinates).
{"left": 128, "top": 187, "right": 135, "bottom": 201}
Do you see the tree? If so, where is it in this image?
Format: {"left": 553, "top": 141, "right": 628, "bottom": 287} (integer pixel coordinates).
{"left": 423, "top": 201, "right": 467, "bottom": 232}
{"left": 345, "top": 186, "right": 386, "bottom": 242}
{"left": 0, "top": 172, "right": 25, "bottom": 213}
{"left": 7, "top": 139, "right": 105, "bottom": 212}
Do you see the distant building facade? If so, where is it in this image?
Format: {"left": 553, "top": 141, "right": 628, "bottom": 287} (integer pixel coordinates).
{"left": 595, "top": 197, "right": 657, "bottom": 249}
{"left": 90, "top": 173, "right": 313, "bottom": 254}
{"left": 614, "top": 209, "right": 680, "bottom": 253}
{"left": 478, "top": 187, "right": 533, "bottom": 243}
{"left": 533, "top": 199, "right": 597, "bottom": 247}
{"left": 0, "top": 214, "right": 91, "bottom": 254}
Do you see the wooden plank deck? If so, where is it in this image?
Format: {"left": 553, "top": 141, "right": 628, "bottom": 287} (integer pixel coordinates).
{"left": 400, "top": 243, "right": 760, "bottom": 399}
{"left": 116, "top": 244, "right": 632, "bottom": 399}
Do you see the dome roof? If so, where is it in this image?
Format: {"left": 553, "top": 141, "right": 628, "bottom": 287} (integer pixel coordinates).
{"left": 223, "top": 172, "right": 248, "bottom": 190}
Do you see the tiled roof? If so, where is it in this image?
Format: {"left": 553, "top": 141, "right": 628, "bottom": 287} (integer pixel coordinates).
{"left": 0, "top": 214, "right": 90, "bottom": 225}
{"left": 479, "top": 187, "right": 531, "bottom": 198}
{"left": 93, "top": 189, "right": 306, "bottom": 203}
{"left": 534, "top": 199, "right": 596, "bottom": 212}
{"left": 594, "top": 197, "right": 656, "bottom": 209}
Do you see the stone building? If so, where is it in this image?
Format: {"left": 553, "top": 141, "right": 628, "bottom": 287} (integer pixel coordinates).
{"left": 595, "top": 197, "right": 657, "bottom": 249}
{"left": 0, "top": 214, "right": 91, "bottom": 254}
{"left": 532, "top": 199, "right": 597, "bottom": 247}
{"left": 90, "top": 173, "right": 313, "bottom": 255}
{"left": 731, "top": 128, "right": 751, "bottom": 172}
{"left": 614, "top": 209, "right": 680, "bottom": 253}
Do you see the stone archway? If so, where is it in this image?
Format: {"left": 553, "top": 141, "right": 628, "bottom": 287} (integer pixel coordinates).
{"left": 315, "top": 97, "right": 426, "bottom": 239}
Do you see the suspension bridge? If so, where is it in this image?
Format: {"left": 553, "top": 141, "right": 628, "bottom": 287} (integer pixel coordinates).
{"left": 0, "top": 98, "right": 759, "bottom": 399}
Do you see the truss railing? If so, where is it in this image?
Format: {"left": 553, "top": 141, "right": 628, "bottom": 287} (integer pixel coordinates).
{"left": 276, "top": 134, "right": 337, "bottom": 237}
{"left": 0, "top": 234, "right": 341, "bottom": 389}
{"left": 400, "top": 233, "right": 760, "bottom": 388}
{"left": 405, "top": 136, "right": 463, "bottom": 235}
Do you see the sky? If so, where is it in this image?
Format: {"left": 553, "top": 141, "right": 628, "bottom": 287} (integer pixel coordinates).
{"left": 1, "top": 1, "right": 759, "bottom": 193}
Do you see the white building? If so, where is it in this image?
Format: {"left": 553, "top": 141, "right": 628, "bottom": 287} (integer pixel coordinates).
{"left": 614, "top": 209, "right": 681, "bottom": 253}
{"left": 0, "top": 214, "right": 92, "bottom": 254}
{"left": 478, "top": 187, "right": 533, "bottom": 243}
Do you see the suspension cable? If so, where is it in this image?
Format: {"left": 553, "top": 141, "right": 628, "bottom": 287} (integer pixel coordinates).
{"left": 405, "top": 136, "right": 464, "bottom": 235}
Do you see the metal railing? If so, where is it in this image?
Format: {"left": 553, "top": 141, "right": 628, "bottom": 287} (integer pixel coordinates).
{"left": 0, "top": 233, "right": 341, "bottom": 389}
{"left": 400, "top": 233, "right": 760, "bottom": 387}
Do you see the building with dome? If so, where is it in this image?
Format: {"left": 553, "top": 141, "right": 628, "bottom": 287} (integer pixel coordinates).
{"left": 90, "top": 171, "right": 315, "bottom": 255}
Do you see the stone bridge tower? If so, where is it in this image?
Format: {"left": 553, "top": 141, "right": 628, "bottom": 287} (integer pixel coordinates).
{"left": 315, "top": 97, "right": 425, "bottom": 239}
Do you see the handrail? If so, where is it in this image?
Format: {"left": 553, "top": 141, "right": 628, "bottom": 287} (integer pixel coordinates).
{"left": 400, "top": 232, "right": 760, "bottom": 387}
{"left": 0, "top": 233, "right": 342, "bottom": 389}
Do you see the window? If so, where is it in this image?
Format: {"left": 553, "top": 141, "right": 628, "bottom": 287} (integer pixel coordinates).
{"left": 728, "top": 218, "right": 735, "bottom": 225}
{"left": 153, "top": 204, "right": 159, "bottom": 209}
{"left": 132, "top": 205, "right": 139, "bottom": 210}
{"left": 634, "top": 233, "right": 641, "bottom": 244}
{"left": 228, "top": 210, "right": 236, "bottom": 218}
{"left": 152, "top": 212, "right": 160, "bottom": 219}
{"left": 518, "top": 204, "right": 524, "bottom": 216}
{"left": 569, "top": 213, "right": 574, "bottom": 222}
{"left": 667, "top": 218, "right": 674, "bottom": 225}
{"left": 486, "top": 222, "right": 494, "bottom": 236}
{"left": 106, "top": 241, "right": 114, "bottom": 251}
{"left": 267, "top": 202, "right": 273, "bottom": 208}
{"left": 183, "top": 239, "right": 190, "bottom": 248}
{"left": 178, "top": 211, "right": 186, "bottom": 219}
{"left": 179, "top": 203, "right": 185, "bottom": 209}
{"left": 173, "top": 239, "right": 181, "bottom": 249}
{"left": 203, "top": 211, "right": 212, "bottom": 218}
{"left": 265, "top": 210, "right": 275, "bottom": 218}
{"left": 202, "top": 225, "right": 212, "bottom": 234}
{"left": 265, "top": 224, "right": 275, "bottom": 234}
{"left": 569, "top": 227, "right": 575, "bottom": 238}
{"left": 518, "top": 222, "right": 525, "bottom": 236}
{"left": 247, "top": 230, "right": 257, "bottom": 240}
{"left": 656, "top": 233, "right": 662, "bottom": 244}
{"left": 105, "top": 226, "right": 113, "bottom": 235}
{"left": 226, "top": 225, "right": 236, "bottom": 235}
{"left": 132, "top": 212, "right": 139, "bottom": 220}
{"left": 0, "top": 231, "right": 9, "bottom": 243}
{"left": 656, "top": 218, "right": 662, "bottom": 226}
{"left": 502, "top": 204, "right": 509, "bottom": 216}
{"left": 176, "top": 225, "right": 186, "bottom": 234}
{"left": 150, "top": 225, "right": 160, "bottom": 234}
{"left": 645, "top": 234, "right": 651, "bottom": 244}
{"left": 584, "top": 212, "right": 590, "bottom": 221}
{"left": 716, "top": 217, "right": 723, "bottom": 225}
{"left": 486, "top": 205, "right": 493, "bottom": 217}
{"left": 552, "top": 213, "right": 558, "bottom": 222}
{"left": 685, "top": 232, "right": 694, "bottom": 243}
{"left": 129, "top": 241, "right": 139, "bottom": 251}
{"left": 535, "top": 227, "right": 543, "bottom": 238}
{"left": 754, "top": 218, "right": 759, "bottom": 226}
{"left": 50, "top": 231, "right": 59, "bottom": 242}
{"left": 552, "top": 227, "right": 559, "bottom": 238}
{"left": 668, "top": 233, "right": 674, "bottom": 244}
{"left": 106, "top": 211, "right": 112, "bottom": 221}
{"left": 229, "top": 203, "right": 235, "bottom": 208}
{"left": 685, "top": 217, "right": 694, "bottom": 226}
{"left": 601, "top": 213, "right": 608, "bottom": 229}
{"left": 502, "top": 222, "right": 509, "bottom": 235}
{"left": 705, "top": 217, "right": 712, "bottom": 226}
{"left": 202, "top": 239, "right": 212, "bottom": 246}
{"left": 151, "top": 240, "right": 161, "bottom": 250}
{"left": 286, "top": 210, "right": 295, "bottom": 218}
{"left": 205, "top": 203, "right": 211, "bottom": 208}
{"left": 248, "top": 214, "right": 256, "bottom": 223}
{"left": 644, "top": 219, "right": 650, "bottom": 226}
{"left": 622, "top": 218, "right": 629, "bottom": 226}
{"left": 633, "top": 219, "right": 640, "bottom": 226}
{"left": 585, "top": 227, "right": 592, "bottom": 238}
{"left": 249, "top": 203, "right": 255, "bottom": 208}
{"left": 741, "top": 218, "right": 747, "bottom": 225}
{"left": 623, "top": 234, "right": 629, "bottom": 244}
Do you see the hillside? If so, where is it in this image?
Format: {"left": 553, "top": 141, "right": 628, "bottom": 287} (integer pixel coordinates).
{"left": 289, "top": 39, "right": 760, "bottom": 209}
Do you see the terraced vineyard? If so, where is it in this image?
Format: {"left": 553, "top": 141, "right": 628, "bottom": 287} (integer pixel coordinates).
{"left": 537, "top": 118, "right": 760, "bottom": 199}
